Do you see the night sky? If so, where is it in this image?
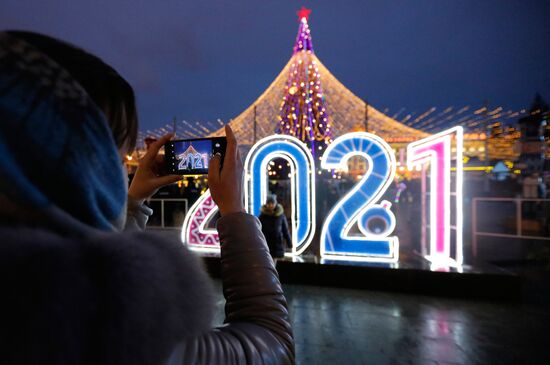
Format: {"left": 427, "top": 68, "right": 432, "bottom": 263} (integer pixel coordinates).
{"left": 2, "top": 0, "right": 549, "bottom": 131}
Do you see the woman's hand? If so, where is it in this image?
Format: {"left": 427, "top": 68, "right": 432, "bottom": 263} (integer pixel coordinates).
{"left": 128, "top": 133, "right": 182, "bottom": 201}
{"left": 208, "top": 125, "right": 245, "bottom": 216}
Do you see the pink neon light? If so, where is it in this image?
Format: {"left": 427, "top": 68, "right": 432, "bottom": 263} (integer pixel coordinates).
{"left": 408, "top": 126, "right": 463, "bottom": 267}
{"left": 412, "top": 140, "right": 449, "bottom": 255}
{"left": 185, "top": 192, "right": 220, "bottom": 246}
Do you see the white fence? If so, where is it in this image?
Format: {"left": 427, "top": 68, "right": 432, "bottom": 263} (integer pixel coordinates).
{"left": 471, "top": 197, "right": 550, "bottom": 258}
{"left": 146, "top": 198, "right": 189, "bottom": 229}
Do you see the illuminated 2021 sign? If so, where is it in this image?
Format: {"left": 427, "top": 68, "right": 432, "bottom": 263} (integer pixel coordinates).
{"left": 407, "top": 127, "right": 463, "bottom": 267}
{"left": 320, "top": 132, "right": 399, "bottom": 262}
{"left": 182, "top": 127, "right": 463, "bottom": 266}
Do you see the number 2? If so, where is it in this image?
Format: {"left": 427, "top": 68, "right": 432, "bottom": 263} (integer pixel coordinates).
{"left": 320, "top": 132, "right": 399, "bottom": 262}
{"left": 181, "top": 189, "right": 220, "bottom": 252}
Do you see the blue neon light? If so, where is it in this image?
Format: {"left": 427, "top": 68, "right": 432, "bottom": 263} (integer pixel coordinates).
{"left": 321, "top": 133, "right": 398, "bottom": 261}
{"left": 249, "top": 140, "right": 313, "bottom": 246}
{"left": 244, "top": 135, "right": 316, "bottom": 255}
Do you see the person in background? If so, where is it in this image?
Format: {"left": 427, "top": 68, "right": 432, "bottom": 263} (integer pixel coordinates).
{"left": 259, "top": 195, "right": 292, "bottom": 259}
{"left": 523, "top": 173, "right": 540, "bottom": 218}
{"left": 0, "top": 31, "right": 293, "bottom": 365}
{"left": 523, "top": 173, "right": 540, "bottom": 199}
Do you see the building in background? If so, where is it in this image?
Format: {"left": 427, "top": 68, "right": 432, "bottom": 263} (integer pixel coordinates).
{"left": 516, "top": 94, "right": 549, "bottom": 175}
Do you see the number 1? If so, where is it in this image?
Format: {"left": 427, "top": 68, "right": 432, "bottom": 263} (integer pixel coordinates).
{"left": 407, "top": 127, "right": 463, "bottom": 266}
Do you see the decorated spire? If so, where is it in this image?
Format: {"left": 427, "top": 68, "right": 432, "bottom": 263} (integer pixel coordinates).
{"left": 293, "top": 7, "right": 314, "bottom": 54}
{"left": 277, "top": 7, "right": 332, "bottom": 165}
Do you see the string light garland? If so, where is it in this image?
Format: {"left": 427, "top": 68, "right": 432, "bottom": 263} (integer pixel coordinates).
{"left": 276, "top": 8, "right": 332, "bottom": 163}
{"left": 137, "top": 9, "right": 535, "bottom": 163}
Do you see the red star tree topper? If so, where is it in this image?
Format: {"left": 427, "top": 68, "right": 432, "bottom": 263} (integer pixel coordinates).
{"left": 296, "top": 6, "right": 312, "bottom": 21}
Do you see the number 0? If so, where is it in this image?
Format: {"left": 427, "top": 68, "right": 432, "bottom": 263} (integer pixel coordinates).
{"left": 244, "top": 135, "right": 316, "bottom": 256}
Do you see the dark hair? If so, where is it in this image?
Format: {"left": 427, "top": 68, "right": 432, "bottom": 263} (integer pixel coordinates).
{"left": 7, "top": 31, "right": 138, "bottom": 152}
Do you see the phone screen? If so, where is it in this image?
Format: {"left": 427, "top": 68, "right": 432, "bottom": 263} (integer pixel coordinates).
{"left": 164, "top": 137, "right": 226, "bottom": 175}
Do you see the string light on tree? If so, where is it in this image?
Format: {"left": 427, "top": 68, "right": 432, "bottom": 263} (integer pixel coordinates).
{"left": 277, "top": 7, "right": 332, "bottom": 167}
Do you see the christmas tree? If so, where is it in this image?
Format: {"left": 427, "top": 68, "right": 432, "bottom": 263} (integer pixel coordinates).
{"left": 277, "top": 7, "right": 332, "bottom": 163}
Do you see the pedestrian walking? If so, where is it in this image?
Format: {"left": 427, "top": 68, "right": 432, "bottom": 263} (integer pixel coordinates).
{"left": 259, "top": 195, "right": 292, "bottom": 259}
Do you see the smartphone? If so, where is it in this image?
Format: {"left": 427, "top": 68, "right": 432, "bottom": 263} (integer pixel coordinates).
{"left": 164, "top": 137, "right": 227, "bottom": 175}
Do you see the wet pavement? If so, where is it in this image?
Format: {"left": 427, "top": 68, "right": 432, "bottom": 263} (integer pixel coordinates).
{"left": 211, "top": 281, "right": 550, "bottom": 365}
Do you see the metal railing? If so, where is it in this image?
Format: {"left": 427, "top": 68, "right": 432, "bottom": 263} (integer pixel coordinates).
{"left": 471, "top": 197, "right": 550, "bottom": 258}
{"left": 146, "top": 198, "right": 189, "bottom": 229}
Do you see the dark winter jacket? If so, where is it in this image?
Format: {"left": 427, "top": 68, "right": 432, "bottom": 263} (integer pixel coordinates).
{"left": 0, "top": 213, "right": 295, "bottom": 365}
{"left": 0, "top": 32, "right": 294, "bottom": 365}
{"left": 259, "top": 204, "right": 292, "bottom": 258}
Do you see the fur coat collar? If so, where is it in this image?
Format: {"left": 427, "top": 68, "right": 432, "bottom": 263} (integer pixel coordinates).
{"left": 260, "top": 204, "right": 284, "bottom": 217}
{"left": 0, "top": 226, "right": 215, "bottom": 365}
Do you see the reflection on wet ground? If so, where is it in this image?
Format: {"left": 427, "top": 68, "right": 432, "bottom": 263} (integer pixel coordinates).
{"left": 211, "top": 281, "right": 550, "bottom": 365}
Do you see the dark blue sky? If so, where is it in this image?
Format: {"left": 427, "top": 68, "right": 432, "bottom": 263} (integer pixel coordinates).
{"left": 2, "top": 0, "right": 549, "bottom": 131}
